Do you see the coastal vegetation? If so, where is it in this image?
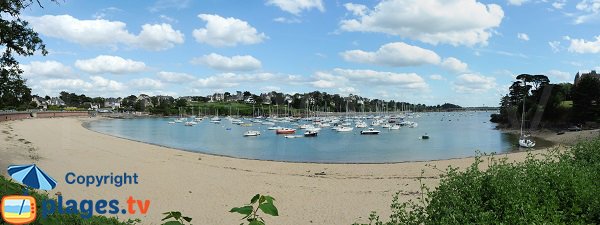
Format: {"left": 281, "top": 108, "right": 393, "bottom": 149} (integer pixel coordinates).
{"left": 491, "top": 72, "right": 600, "bottom": 129}
{"left": 0, "top": 0, "right": 53, "bottom": 110}
{"left": 357, "top": 137, "right": 600, "bottom": 224}
{"left": 229, "top": 194, "right": 279, "bottom": 225}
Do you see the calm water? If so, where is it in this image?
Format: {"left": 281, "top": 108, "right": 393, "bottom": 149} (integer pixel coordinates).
{"left": 86, "top": 112, "right": 518, "bottom": 163}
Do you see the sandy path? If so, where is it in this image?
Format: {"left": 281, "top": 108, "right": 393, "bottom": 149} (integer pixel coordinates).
{"left": 0, "top": 117, "right": 557, "bottom": 225}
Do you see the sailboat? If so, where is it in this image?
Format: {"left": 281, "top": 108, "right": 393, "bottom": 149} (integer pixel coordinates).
{"left": 519, "top": 80, "right": 535, "bottom": 148}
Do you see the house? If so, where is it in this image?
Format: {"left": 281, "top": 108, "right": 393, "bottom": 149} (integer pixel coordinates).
{"left": 179, "top": 96, "right": 194, "bottom": 103}
{"left": 235, "top": 91, "right": 244, "bottom": 101}
{"left": 104, "top": 97, "right": 121, "bottom": 109}
{"left": 574, "top": 70, "right": 600, "bottom": 85}
{"left": 49, "top": 97, "right": 65, "bottom": 106}
{"left": 244, "top": 97, "right": 256, "bottom": 104}
{"left": 260, "top": 93, "right": 271, "bottom": 105}
{"left": 208, "top": 93, "right": 225, "bottom": 102}
{"left": 31, "top": 96, "right": 48, "bottom": 109}
{"left": 137, "top": 94, "right": 153, "bottom": 108}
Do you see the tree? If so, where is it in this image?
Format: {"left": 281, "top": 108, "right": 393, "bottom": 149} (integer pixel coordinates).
{"left": 572, "top": 76, "right": 600, "bottom": 122}
{"left": 0, "top": 0, "right": 53, "bottom": 109}
{"left": 175, "top": 98, "right": 187, "bottom": 108}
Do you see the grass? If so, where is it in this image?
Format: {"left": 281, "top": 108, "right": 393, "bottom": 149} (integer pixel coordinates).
{"left": 357, "top": 138, "right": 600, "bottom": 224}
{"left": 560, "top": 100, "right": 573, "bottom": 108}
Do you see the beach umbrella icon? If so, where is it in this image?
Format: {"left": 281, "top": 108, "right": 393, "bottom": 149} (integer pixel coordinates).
{"left": 7, "top": 164, "right": 57, "bottom": 190}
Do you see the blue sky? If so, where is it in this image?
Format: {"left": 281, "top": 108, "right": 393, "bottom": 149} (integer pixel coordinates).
{"left": 15, "top": 0, "right": 600, "bottom": 106}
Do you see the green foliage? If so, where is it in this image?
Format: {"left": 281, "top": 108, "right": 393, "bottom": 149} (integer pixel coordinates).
{"left": 572, "top": 75, "right": 600, "bottom": 123}
{"left": 492, "top": 74, "right": 574, "bottom": 127}
{"left": 0, "top": 0, "right": 52, "bottom": 109}
{"left": 0, "top": 175, "right": 139, "bottom": 225}
{"left": 160, "top": 211, "right": 192, "bottom": 225}
{"left": 358, "top": 138, "right": 600, "bottom": 224}
{"left": 230, "top": 194, "right": 279, "bottom": 225}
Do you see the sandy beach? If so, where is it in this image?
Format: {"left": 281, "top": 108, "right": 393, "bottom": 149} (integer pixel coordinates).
{"left": 0, "top": 117, "right": 594, "bottom": 225}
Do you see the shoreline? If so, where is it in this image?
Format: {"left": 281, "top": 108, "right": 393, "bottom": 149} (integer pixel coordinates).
{"left": 0, "top": 117, "right": 582, "bottom": 224}
{"left": 83, "top": 116, "right": 552, "bottom": 165}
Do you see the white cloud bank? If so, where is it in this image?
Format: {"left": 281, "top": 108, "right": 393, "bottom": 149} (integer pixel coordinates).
{"left": 453, "top": 74, "right": 497, "bottom": 93}
{"left": 191, "top": 53, "right": 262, "bottom": 71}
{"left": 567, "top": 36, "right": 600, "bottom": 53}
{"left": 340, "top": 0, "right": 504, "bottom": 46}
{"left": 341, "top": 42, "right": 468, "bottom": 73}
{"left": 28, "top": 15, "right": 184, "bottom": 51}
{"left": 21, "top": 61, "right": 74, "bottom": 78}
{"left": 75, "top": 55, "right": 147, "bottom": 74}
{"left": 266, "top": 0, "right": 325, "bottom": 15}
{"left": 193, "top": 14, "right": 267, "bottom": 47}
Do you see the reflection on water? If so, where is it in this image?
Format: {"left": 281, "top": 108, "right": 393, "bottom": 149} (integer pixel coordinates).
{"left": 86, "top": 112, "right": 526, "bottom": 163}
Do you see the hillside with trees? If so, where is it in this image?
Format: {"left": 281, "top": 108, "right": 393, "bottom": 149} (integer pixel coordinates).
{"left": 491, "top": 72, "right": 599, "bottom": 129}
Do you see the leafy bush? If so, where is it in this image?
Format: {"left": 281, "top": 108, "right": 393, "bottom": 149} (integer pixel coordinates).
{"left": 358, "top": 138, "right": 600, "bottom": 224}
{"left": 161, "top": 211, "right": 192, "bottom": 225}
{"left": 230, "top": 194, "right": 279, "bottom": 225}
{"left": 0, "top": 176, "right": 140, "bottom": 225}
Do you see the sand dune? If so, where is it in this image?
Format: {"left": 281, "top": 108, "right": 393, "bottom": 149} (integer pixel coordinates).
{"left": 0, "top": 117, "right": 561, "bottom": 224}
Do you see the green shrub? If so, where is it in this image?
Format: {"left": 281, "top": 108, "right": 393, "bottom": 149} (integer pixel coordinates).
{"left": 230, "top": 194, "right": 279, "bottom": 225}
{"left": 359, "top": 139, "right": 600, "bottom": 224}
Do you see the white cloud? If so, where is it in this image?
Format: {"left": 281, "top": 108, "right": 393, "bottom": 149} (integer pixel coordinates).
{"left": 344, "top": 3, "right": 368, "bottom": 16}
{"left": 136, "top": 23, "right": 184, "bottom": 51}
{"left": 39, "top": 79, "right": 92, "bottom": 91}
{"left": 149, "top": 0, "right": 191, "bottom": 12}
{"left": 266, "top": 0, "right": 325, "bottom": 15}
{"left": 340, "top": 0, "right": 504, "bottom": 46}
{"left": 89, "top": 76, "right": 126, "bottom": 91}
{"left": 157, "top": 71, "right": 196, "bottom": 83}
{"left": 430, "top": 74, "right": 447, "bottom": 80}
{"left": 21, "top": 61, "right": 74, "bottom": 78}
{"left": 129, "top": 78, "right": 165, "bottom": 90}
{"left": 552, "top": 0, "right": 567, "bottom": 9}
{"left": 567, "top": 36, "right": 600, "bottom": 53}
{"left": 38, "top": 76, "right": 124, "bottom": 93}
{"left": 192, "top": 14, "right": 267, "bottom": 47}
{"left": 508, "top": 0, "right": 529, "bottom": 6}
{"left": 574, "top": 0, "right": 600, "bottom": 24}
{"left": 441, "top": 57, "right": 469, "bottom": 73}
{"left": 547, "top": 70, "right": 573, "bottom": 83}
{"left": 75, "top": 55, "right": 147, "bottom": 74}
{"left": 191, "top": 53, "right": 262, "bottom": 71}
{"left": 27, "top": 15, "right": 184, "bottom": 51}
{"left": 192, "top": 73, "right": 277, "bottom": 89}
{"left": 453, "top": 74, "right": 496, "bottom": 93}
{"left": 549, "top": 41, "right": 561, "bottom": 52}
{"left": 341, "top": 42, "right": 441, "bottom": 67}
{"left": 273, "top": 17, "right": 301, "bottom": 23}
{"left": 517, "top": 33, "right": 530, "bottom": 41}
{"left": 310, "top": 69, "right": 428, "bottom": 92}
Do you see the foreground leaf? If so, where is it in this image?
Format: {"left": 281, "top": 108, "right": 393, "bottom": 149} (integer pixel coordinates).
{"left": 259, "top": 202, "right": 279, "bottom": 216}
{"left": 230, "top": 205, "right": 254, "bottom": 216}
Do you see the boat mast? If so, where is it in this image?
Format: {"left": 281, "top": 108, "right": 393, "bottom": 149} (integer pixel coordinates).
{"left": 520, "top": 79, "right": 527, "bottom": 137}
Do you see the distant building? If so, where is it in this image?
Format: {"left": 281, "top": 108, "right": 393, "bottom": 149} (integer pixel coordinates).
{"left": 260, "top": 93, "right": 271, "bottom": 105}
{"left": 31, "top": 96, "right": 48, "bottom": 109}
{"left": 137, "top": 94, "right": 153, "bottom": 108}
{"left": 235, "top": 91, "right": 244, "bottom": 101}
{"left": 49, "top": 97, "right": 65, "bottom": 106}
{"left": 574, "top": 70, "right": 600, "bottom": 85}
{"left": 208, "top": 93, "right": 225, "bottom": 102}
{"left": 179, "top": 96, "right": 194, "bottom": 103}
{"left": 104, "top": 97, "right": 121, "bottom": 109}
{"left": 244, "top": 97, "right": 256, "bottom": 104}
